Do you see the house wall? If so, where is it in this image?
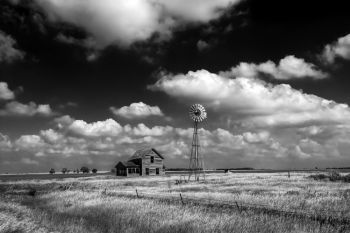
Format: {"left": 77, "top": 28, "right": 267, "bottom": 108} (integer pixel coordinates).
{"left": 116, "top": 166, "right": 127, "bottom": 176}
{"left": 141, "top": 155, "right": 164, "bottom": 176}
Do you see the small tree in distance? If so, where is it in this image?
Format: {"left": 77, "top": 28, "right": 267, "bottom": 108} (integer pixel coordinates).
{"left": 92, "top": 168, "right": 97, "bottom": 173}
{"left": 80, "top": 166, "right": 90, "bottom": 173}
{"left": 61, "top": 168, "right": 68, "bottom": 174}
{"left": 49, "top": 168, "right": 55, "bottom": 174}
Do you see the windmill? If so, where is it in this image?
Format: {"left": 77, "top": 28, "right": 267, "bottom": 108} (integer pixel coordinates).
{"left": 188, "top": 104, "right": 207, "bottom": 181}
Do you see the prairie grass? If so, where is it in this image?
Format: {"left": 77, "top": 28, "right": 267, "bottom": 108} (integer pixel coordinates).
{"left": 0, "top": 172, "right": 349, "bottom": 233}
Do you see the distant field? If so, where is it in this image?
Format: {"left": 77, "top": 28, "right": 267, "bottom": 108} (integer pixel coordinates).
{"left": 3, "top": 168, "right": 349, "bottom": 181}
{"left": 0, "top": 172, "right": 111, "bottom": 182}
{"left": 1, "top": 172, "right": 350, "bottom": 233}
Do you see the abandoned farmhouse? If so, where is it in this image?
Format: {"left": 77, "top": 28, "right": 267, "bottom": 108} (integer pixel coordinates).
{"left": 115, "top": 148, "right": 165, "bottom": 176}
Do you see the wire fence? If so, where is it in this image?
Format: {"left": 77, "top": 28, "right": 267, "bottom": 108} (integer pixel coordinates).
{"left": 3, "top": 179, "right": 350, "bottom": 229}
{"left": 99, "top": 188, "right": 350, "bottom": 228}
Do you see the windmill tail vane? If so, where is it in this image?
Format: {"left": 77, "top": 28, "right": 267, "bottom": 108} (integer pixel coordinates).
{"left": 188, "top": 104, "right": 207, "bottom": 181}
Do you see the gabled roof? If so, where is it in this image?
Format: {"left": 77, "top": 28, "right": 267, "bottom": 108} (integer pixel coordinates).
{"left": 115, "top": 161, "right": 139, "bottom": 168}
{"left": 128, "top": 148, "right": 164, "bottom": 160}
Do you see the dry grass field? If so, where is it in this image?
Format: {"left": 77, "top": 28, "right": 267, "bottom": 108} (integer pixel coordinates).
{"left": 1, "top": 172, "right": 350, "bottom": 233}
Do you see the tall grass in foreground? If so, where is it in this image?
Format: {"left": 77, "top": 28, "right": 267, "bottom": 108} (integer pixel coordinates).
{"left": 1, "top": 172, "right": 349, "bottom": 233}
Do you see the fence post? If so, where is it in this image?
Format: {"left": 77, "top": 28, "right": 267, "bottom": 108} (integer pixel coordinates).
{"left": 136, "top": 189, "right": 139, "bottom": 198}
{"left": 235, "top": 201, "right": 241, "bottom": 213}
{"left": 180, "top": 193, "right": 184, "bottom": 205}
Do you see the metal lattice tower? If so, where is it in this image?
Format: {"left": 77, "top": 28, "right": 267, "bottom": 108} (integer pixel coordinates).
{"left": 188, "top": 104, "right": 207, "bottom": 181}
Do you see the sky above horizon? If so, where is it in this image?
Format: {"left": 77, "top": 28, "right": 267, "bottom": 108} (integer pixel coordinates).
{"left": 1, "top": 0, "right": 350, "bottom": 173}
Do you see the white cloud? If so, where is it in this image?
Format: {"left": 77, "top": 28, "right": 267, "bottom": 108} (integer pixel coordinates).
{"left": 5, "top": 113, "right": 350, "bottom": 169}
{"left": 221, "top": 55, "right": 327, "bottom": 80}
{"left": 40, "top": 129, "right": 63, "bottom": 143}
{"left": 15, "top": 135, "right": 47, "bottom": 151}
{"left": 12, "top": 117, "right": 283, "bottom": 163}
{"left": 290, "top": 145, "right": 311, "bottom": 159}
{"left": 0, "top": 82, "right": 15, "bottom": 100}
{"left": 21, "top": 0, "right": 242, "bottom": 49}
{"left": 110, "top": 102, "right": 164, "bottom": 119}
{"left": 0, "top": 31, "right": 25, "bottom": 63}
{"left": 321, "top": 34, "right": 350, "bottom": 64}
{"left": 68, "top": 119, "right": 123, "bottom": 137}
{"left": 243, "top": 131, "right": 270, "bottom": 143}
{"left": 0, "top": 133, "right": 12, "bottom": 151}
{"left": 150, "top": 69, "right": 350, "bottom": 127}
{"left": 131, "top": 123, "right": 173, "bottom": 136}
{"left": 0, "top": 101, "right": 54, "bottom": 117}
{"left": 54, "top": 115, "right": 75, "bottom": 128}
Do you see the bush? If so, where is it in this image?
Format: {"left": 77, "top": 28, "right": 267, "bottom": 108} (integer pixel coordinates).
{"left": 309, "top": 174, "right": 327, "bottom": 180}
{"left": 49, "top": 168, "right": 55, "bottom": 174}
{"left": 61, "top": 168, "right": 68, "bottom": 174}
{"left": 92, "top": 168, "right": 97, "bottom": 173}
{"left": 328, "top": 170, "right": 341, "bottom": 181}
{"left": 342, "top": 174, "right": 350, "bottom": 183}
{"left": 80, "top": 166, "right": 90, "bottom": 173}
{"left": 309, "top": 171, "right": 350, "bottom": 183}
{"left": 285, "top": 190, "right": 300, "bottom": 195}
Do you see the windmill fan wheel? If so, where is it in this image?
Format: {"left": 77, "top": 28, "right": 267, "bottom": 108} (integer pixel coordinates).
{"left": 189, "top": 104, "right": 207, "bottom": 122}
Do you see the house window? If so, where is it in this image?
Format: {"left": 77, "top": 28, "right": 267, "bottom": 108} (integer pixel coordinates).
{"left": 128, "top": 168, "right": 133, "bottom": 174}
{"left": 146, "top": 168, "right": 149, "bottom": 175}
{"left": 136, "top": 168, "right": 140, "bottom": 174}
{"left": 151, "top": 156, "right": 154, "bottom": 163}
{"left": 156, "top": 168, "right": 159, "bottom": 175}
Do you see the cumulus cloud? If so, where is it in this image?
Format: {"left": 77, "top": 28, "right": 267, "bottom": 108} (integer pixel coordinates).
{"left": 40, "top": 129, "right": 63, "bottom": 143}
{"left": 18, "top": 0, "right": 242, "bottom": 49}
{"left": 150, "top": 69, "right": 350, "bottom": 127}
{"left": 0, "top": 101, "right": 54, "bottom": 117}
{"left": 68, "top": 119, "right": 123, "bottom": 137}
{"left": 0, "top": 133, "right": 12, "bottom": 151}
{"left": 15, "top": 135, "right": 47, "bottom": 151}
{"left": 110, "top": 102, "right": 164, "bottom": 119}
{"left": 0, "top": 83, "right": 56, "bottom": 117}
{"left": 243, "top": 131, "right": 270, "bottom": 143}
{"left": 54, "top": 115, "right": 75, "bottom": 128}
{"left": 12, "top": 120, "right": 282, "bottom": 165}
{"left": 0, "top": 30, "right": 25, "bottom": 63}
{"left": 4, "top": 113, "right": 350, "bottom": 170}
{"left": 221, "top": 55, "right": 327, "bottom": 80}
{"left": 0, "top": 82, "right": 15, "bottom": 100}
{"left": 321, "top": 34, "right": 350, "bottom": 64}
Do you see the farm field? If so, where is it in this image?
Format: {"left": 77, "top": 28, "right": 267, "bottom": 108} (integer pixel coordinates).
{"left": 0, "top": 172, "right": 350, "bottom": 233}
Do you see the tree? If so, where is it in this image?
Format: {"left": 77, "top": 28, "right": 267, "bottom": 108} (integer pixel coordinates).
{"left": 49, "top": 168, "right": 55, "bottom": 174}
{"left": 80, "top": 166, "right": 90, "bottom": 173}
{"left": 92, "top": 168, "right": 97, "bottom": 173}
{"left": 61, "top": 168, "right": 68, "bottom": 174}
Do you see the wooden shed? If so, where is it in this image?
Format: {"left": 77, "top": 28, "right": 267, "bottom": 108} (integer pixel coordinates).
{"left": 115, "top": 148, "right": 165, "bottom": 177}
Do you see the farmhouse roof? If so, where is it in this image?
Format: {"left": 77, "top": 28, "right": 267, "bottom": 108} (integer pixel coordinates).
{"left": 115, "top": 161, "right": 139, "bottom": 168}
{"left": 128, "top": 148, "right": 164, "bottom": 160}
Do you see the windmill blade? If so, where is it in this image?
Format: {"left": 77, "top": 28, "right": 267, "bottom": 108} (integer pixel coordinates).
{"left": 189, "top": 104, "right": 207, "bottom": 122}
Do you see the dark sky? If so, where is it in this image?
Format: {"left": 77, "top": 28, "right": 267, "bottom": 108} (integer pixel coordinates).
{"left": 1, "top": 0, "right": 350, "bottom": 173}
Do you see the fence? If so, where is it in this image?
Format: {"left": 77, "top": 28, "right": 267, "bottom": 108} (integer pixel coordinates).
{"left": 100, "top": 188, "right": 350, "bottom": 229}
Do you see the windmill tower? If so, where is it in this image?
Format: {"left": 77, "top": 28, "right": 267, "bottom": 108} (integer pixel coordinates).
{"left": 188, "top": 104, "right": 207, "bottom": 181}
